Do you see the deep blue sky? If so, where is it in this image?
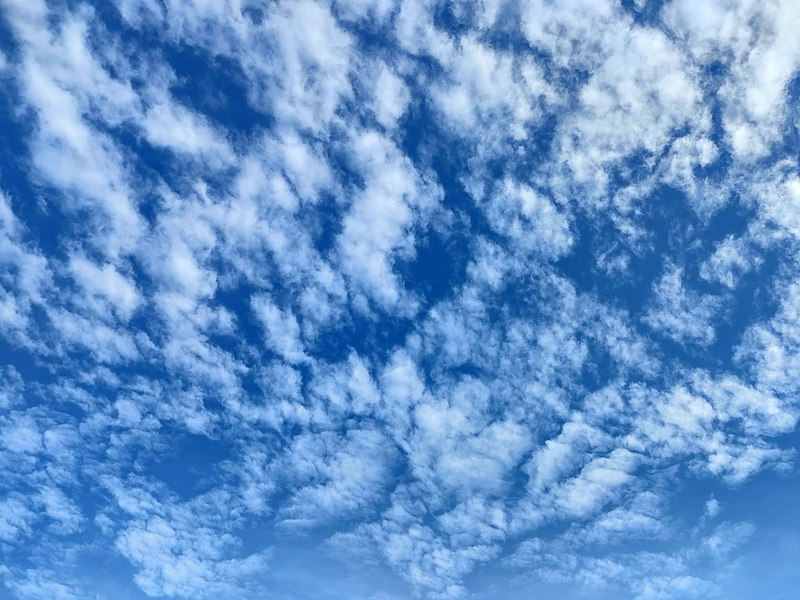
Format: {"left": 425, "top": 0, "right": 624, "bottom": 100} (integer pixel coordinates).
{"left": 1, "top": 1, "right": 800, "bottom": 599}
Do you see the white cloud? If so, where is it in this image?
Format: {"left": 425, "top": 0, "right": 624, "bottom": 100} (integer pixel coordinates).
{"left": 116, "top": 514, "right": 269, "bottom": 598}
{"left": 700, "top": 235, "right": 760, "bottom": 288}
{"left": 481, "top": 178, "right": 572, "bottom": 258}
{"left": 523, "top": 0, "right": 623, "bottom": 69}
{"left": 1, "top": 414, "right": 43, "bottom": 454}
{"left": 665, "top": 0, "right": 800, "bottom": 161}
{"left": 753, "top": 165, "right": 800, "bottom": 239}
{"left": 3, "top": 0, "right": 144, "bottom": 257}
{"left": 68, "top": 255, "right": 140, "bottom": 321}
{"left": 552, "top": 23, "right": 707, "bottom": 207}
{"left": 1, "top": 569, "right": 83, "bottom": 600}
{"left": 371, "top": 63, "right": 411, "bottom": 130}
{"left": 0, "top": 496, "right": 36, "bottom": 543}
{"left": 704, "top": 520, "right": 755, "bottom": 558}
{"left": 0, "top": 192, "right": 50, "bottom": 343}
{"left": 704, "top": 496, "right": 722, "bottom": 520}
{"left": 635, "top": 575, "right": 718, "bottom": 600}
{"left": 554, "top": 448, "right": 639, "bottom": 517}
{"left": 37, "top": 487, "right": 83, "bottom": 535}
{"left": 249, "top": 0, "right": 354, "bottom": 133}
{"left": 643, "top": 265, "right": 722, "bottom": 346}
{"left": 279, "top": 429, "right": 397, "bottom": 526}
{"left": 142, "top": 98, "right": 234, "bottom": 165}
{"left": 410, "top": 396, "right": 531, "bottom": 496}
{"left": 431, "top": 36, "right": 553, "bottom": 141}
{"left": 334, "top": 0, "right": 395, "bottom": 24}
{"left": 1, "top": 1, "right": 799, "bottom": 598}
{"left": 394, "top": 0, "right": 455, "bottom": 63}
{"left": 251, "top": 295, "right": 309, "bottom": 365}
{"left": 337, "top": 129, "right": 441, "bottom": 311}
{"left": 106, "top": 481, "right": 272, "bottom": 598}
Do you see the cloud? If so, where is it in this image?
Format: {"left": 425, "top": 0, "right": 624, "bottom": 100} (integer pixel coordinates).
{"left": 0, "top": 191, "right": 50, "bottom": 344}
{"left": 3, "top": 0, "right": 144, "bottom": 257}
{"left": 481, "top": 178, "right": 572, "bottom": 258}
{"left": 643, "top": 265, "right": 722, "bottom": 346}
{"left": 1, "top": 569, "right": 84, "bottom": 600}
{"left": 248, "top": 0, "right": 355, "bottom": 133}
{"left": 665, "top": 0, "right": 800, "bottom": 161}
{"left": 337, "top": 129, "right": 442, "bottom": 311}
{"left": 1, "top": 0, "right": 799, "bottom": 598}
{"left": 68, "top": 255, "right": 140, "bottom": 321}
{"left": 105, "top": 480, "right": 272, "bottom": 599}
{"left": 551, "top": 21, "right": 708, "bottom": 208}
{"left": 0, "top": 496, "right": 36, "bottom": 543}
{"left": 370, "top": 63, "right": 411, "bottom": 130}
{"left": 278, "top": 428, "right": 398, "bottom": 526}
{"left": 700, "top": 235, "right": 761, "bottom": 289}
{"left": 251, "top": 295, "right": 309, "bottom": 365}
{"left": 141, "top": 97, "right": 234, "bottom": 165}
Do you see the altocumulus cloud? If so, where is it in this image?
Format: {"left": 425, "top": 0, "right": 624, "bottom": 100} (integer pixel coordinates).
{"left": 1, "top": 1, "right": 800, "bottom": 599}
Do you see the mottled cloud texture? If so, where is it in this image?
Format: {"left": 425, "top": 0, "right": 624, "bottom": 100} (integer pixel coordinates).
{"left": 1, "top": 1, "right": 800, "bottom": 599}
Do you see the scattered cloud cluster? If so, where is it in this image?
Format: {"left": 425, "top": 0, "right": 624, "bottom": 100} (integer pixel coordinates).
{"left": 1, "top": 0, "right": 799, "bottom": 599}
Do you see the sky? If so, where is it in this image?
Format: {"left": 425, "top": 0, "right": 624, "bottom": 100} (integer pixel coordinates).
{"left": 0, "top": 0, "right": 800, "bottom": 599}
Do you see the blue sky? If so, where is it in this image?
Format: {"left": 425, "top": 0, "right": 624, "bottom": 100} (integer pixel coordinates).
{"left": 1, "top": 0, "right": 800, "bottom": 598}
